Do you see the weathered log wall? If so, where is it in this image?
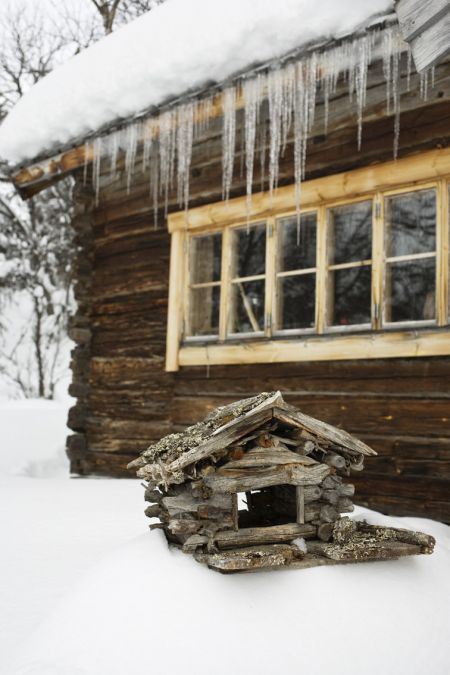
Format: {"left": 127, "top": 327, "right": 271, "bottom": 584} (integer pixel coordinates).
{"left": 66, "top": 75, "right": 450, "bottom": 522}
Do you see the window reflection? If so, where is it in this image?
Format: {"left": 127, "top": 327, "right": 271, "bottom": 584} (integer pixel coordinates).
{"left": 385, "top": 190, "right": 436, "bottom": 258}
{"left": 386, "top": 259, "right": 435, "bottom": 323}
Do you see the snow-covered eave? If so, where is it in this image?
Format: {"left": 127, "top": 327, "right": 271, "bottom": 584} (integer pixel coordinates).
{"left": 10, "top": 12, "right": 399, "bottom": 199}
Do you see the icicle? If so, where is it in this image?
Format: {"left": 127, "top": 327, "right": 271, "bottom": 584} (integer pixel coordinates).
{"left": 150, "top": 148, "right": 159, "bottom": 229}
{"left": 293, "top": 62, "right": 305, "bottom": 226}
{"left": 406, "top": 47, "right": 412, "bottom": 92}
{"left": 176, "top": 102, "right": 195, "bottom": 211}
{"left": 103, "top": 130, "right": 119, "bottom": 178}
{"left": 392, "top": 44, "right": 401, "bottom": 159}
{"left": 354, "top": 36, "right": 371, "bottom": 150}
{"left": 243, "top": 75, "right": 262, "bottom": 217}
{"left": 83, "top": 22, "right": 409, "bottom": 227}
{"left": 125, "top": 122, "right": 140, "bottom": 193}
{"left": 222, "top": 87, "right": 237, "bottom": 201}
{"left": 382, "top": 30, "right": 393, "bottom": 115}
{"left": 259, "top": 116, "right": 268, "bottom": 193}
{"left": 92, "top": 136, "right": 103, "bottom": 204}
{"left": 158, "top": 110, "right": 174, "bottom": 217}
{"left": 267, "top": 68, "right": 284, "bottom": 196}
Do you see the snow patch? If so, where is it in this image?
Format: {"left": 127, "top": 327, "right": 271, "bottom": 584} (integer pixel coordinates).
{"left": 0, "top": 399, "right": 71, "bottom": 476}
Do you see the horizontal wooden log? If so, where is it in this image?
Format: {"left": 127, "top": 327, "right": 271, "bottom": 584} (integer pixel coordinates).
{"left": 203, "top": 463, "right": 330, "bottom": 493}
{"left": 222, "top": 446, "right": 317, "bottom": 469}
{"left": 197, "top": 543, "right": 304, "bottom": 572}
{"left": 307, "top": 539, "right": 423, "bottom": 561}
{"left": 214, "top": 523, "right": 316, "bottom": 549}
{"left": 161, "top": 493, "right": 232, "bottom": 517}
{"left": 144, "top": 504, "right": 161, "bottom": 518}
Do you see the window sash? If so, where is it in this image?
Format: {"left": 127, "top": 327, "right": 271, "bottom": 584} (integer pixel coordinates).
{"left": 181, "top": 179, "right": 447, "bottom": 344}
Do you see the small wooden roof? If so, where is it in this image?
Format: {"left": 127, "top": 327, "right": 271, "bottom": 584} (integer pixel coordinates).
{"left": 129, "top": 391, "right": 376, "bottom": 486}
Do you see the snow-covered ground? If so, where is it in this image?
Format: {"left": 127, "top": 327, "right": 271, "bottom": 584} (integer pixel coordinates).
{"left": 0, "top": 399, "right": 449, "bottom": 675}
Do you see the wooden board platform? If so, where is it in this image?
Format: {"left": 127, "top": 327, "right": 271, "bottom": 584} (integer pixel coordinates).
{"left": 194, "top": 521, "right": 435, "bottom": 573}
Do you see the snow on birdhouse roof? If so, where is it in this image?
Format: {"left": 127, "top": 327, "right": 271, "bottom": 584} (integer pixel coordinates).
{"left": 0, "top": 0, "right": 395, "bottom": 169}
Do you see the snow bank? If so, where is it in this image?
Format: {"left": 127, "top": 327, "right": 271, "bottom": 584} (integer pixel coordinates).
{"left": 0, "top": 0, "right": 394, "bottom": 166}
{"left": 4, "top": 503, "right": 449, "bottom": 675}
{"left": 0, "top": 398, "right": 70, "bottom": 476}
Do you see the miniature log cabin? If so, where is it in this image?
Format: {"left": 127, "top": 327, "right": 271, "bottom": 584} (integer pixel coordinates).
{"left": 128, "top": 392, "right": 435, "bottom": 572}
{"left": 1, "top": 1, "right": 450, "bottom": 523}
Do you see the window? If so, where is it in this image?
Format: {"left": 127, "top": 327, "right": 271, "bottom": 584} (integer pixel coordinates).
{"left": 166, "top": 149, "right": 450, "bottom": 371}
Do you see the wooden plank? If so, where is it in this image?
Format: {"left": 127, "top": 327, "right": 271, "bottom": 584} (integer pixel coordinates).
{"left": 273, "top": 406, "right": 376, "bottom": 456}
{"left": 213, "top": 523, "right": 316, "bottom": 549}
{"left": 296, "top": 486, "right": 305, "bottom": 524}
{"left": 167, "top": 392, "right": 282, "bottom": 473}
{"left": 410, "top": 10, "right": 450, "bottom": 71}
{"left": 178, "top": 329, "right": 450, "bottom": 369}
{"left": 165, "top": 229, "right": 185, "bottom": 371}
{"left": 203, "top": 463, "right": 330, "bottom": 493}
{"left": 395, "top": 0, "right": 450, "bottom": 42}
{"left": 168, "top": 147, "right": 450, "bottom": 232}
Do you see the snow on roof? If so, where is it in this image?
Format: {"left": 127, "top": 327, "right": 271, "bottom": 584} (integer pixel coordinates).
{"left": 0, "top": 0, "right": 394, "bottom": 168}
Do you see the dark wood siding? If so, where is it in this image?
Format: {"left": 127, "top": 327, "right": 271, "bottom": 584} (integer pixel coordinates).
{"left": 67, "top": 71, "right": 450, "bottom": 522}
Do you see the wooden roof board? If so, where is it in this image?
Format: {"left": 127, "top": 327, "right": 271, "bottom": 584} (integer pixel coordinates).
{"left": 395, "top": 0, "right": 450, "bottom": 42}
{"left": 395, "top": 0, "right": 450, "bottom": 71}
{"left": 273, "top": 407, "right": 377, "bottom": 457}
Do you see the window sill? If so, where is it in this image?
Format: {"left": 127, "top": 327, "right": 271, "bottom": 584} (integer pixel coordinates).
{"left": 171, "top": 327, "right": 450, "bottom": 371}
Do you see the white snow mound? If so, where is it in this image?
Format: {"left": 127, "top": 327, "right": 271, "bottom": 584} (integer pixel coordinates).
{"left": 0, "top": 0, "right": 394, "bottom": 166}
{"left": 5, "top": 506, "right": 450, "bottom": 675}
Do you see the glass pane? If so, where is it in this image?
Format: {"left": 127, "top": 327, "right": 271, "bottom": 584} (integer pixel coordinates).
{"left": 278, "top": 213, "right": 317, "bottom": 272}
{"left": 277, "top": 274, "right": 315, "bottom": 330}
{"left": 190, "top": 233, "right": 222, "bottom": 284}
{"left": 329, "top": 266, "right": 371, "bottom": 326}
{"left": 230, "top": 280, "right": 265, "bottom": 333}
{"left": 328, "top": 201, "right": 372, "bottom": 264}
{"left": 386, "top": 258, "right": 435, "bottom": 323}
{"left": 232, "top": 224, "right": 266, "bottom": 278}
{"left": 188, "top": 286, "right": 220, "bottom": 336}
{"left": 385, "top": 189, "right": 436, "bottom": 257}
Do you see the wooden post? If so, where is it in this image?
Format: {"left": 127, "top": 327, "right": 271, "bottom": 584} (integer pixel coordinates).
{"left": 296, "top": 486, "right": 305, "bottom": 524}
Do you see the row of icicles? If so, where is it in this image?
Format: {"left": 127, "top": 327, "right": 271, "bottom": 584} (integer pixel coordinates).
{"left": 87, "top": 24, "right": 433, "bottom": 224}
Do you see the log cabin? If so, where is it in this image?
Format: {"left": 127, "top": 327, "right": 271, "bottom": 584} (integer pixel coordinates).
{"left": 129, "top": 390, "right": 435, "bottom": 573}
{"left": 0, "top": 0, "right": 450, "bottom": 523}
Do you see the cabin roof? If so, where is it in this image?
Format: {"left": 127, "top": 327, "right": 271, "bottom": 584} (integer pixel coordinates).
{"left": 128, "top": 391, "right": 376, "bottom": 484}
{"left": 0, "top": 0, "right": 395, "bottom": 172}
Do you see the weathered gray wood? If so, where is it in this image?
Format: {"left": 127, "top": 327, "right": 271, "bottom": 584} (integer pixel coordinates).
{"left": 304, "top": 485, "right": 322, "bottom": 501}
{"left": 161, "top": 492, "right": 232, "bottom": 517}
{"left": 214, "top": 523, "right": 316, "bottom": 549}
{"left": 337, "top": 497, "right": 354, "bottom": 513}
{"left": 220, "top": 446, "right": 318, "bottom": 469}
{"left": 296, "top": 486, "right": 305, "bottom": 524}
{"left": 307, "top": 539, "right": 423, "bottom": 561}
{"left": 144, "top": 488, "right": 163, "bottom": 503}
{"left": 197, "top": 543, "right": 304, "bottom": 572}
{"left": 203, "top": 462, "right": 330, "bottom": 493}
{"left": 338, "top": 483, "right": 355, "bottom": 497}
{"left": 356, "top": 522, "right": 435, "bottom": 551}
{"left": 167, "top": 519, "right": 201, "bottom": 535}
{"left": 182, "top": 534, "right": 208, "bottom": 552}
{"left": 395, "top": 0, "right": 450, "bottom": 42}
{"left": 167, "top": 406, "right": 275, "bottom": 474}
{"left": 322, "top": 489, "right": 340, "bottom": 505}
{"left": 273, "top": 407, "right": 376, "bottom": 457}
{"left": 317, "top": 522, "right": 334, "bottom": 542}
{"left": 324, "top": 452, "right": 346, "bottom": 469}
{"left": 410, "top": 8, "right": 450, "bottom": 71}
{"left": 144, "top": 504, "right": 161, "bottom": 518}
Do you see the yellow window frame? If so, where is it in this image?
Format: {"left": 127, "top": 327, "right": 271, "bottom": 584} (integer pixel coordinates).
{"left": 165, "top": 147, "right": 450, "bottom": 372}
